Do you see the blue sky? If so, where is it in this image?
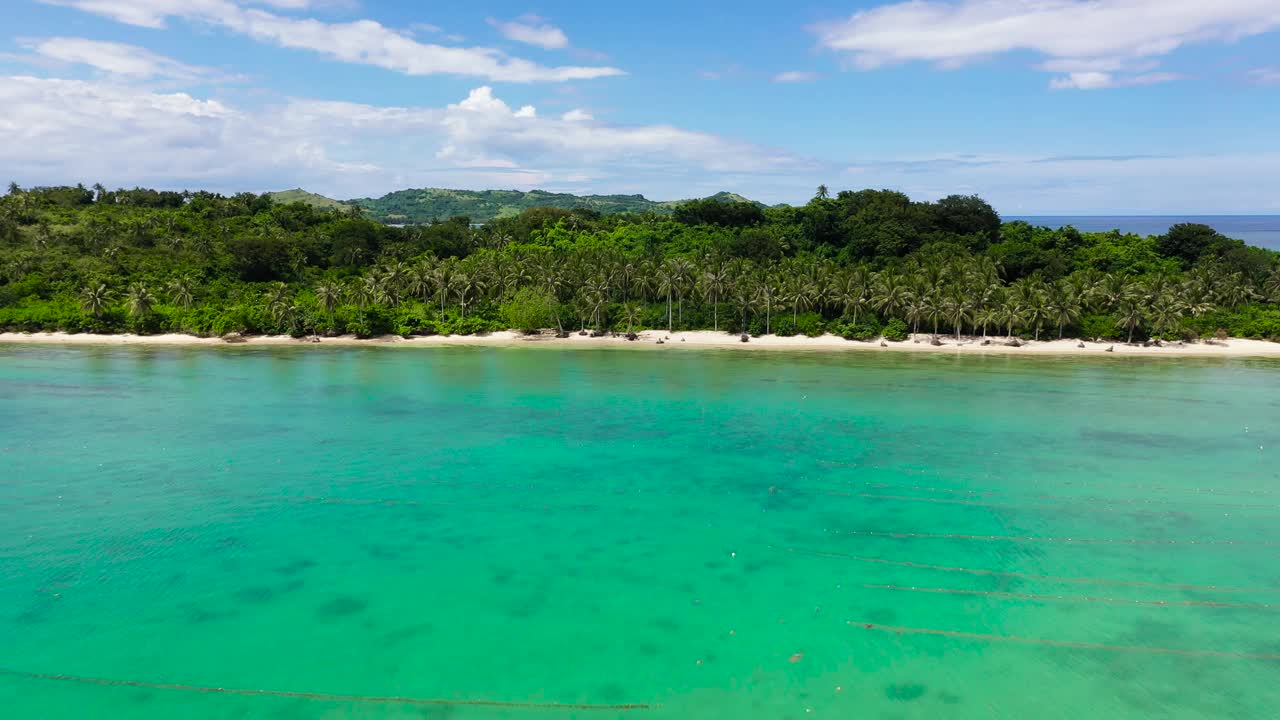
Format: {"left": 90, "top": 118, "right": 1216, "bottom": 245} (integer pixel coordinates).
{"left": 2, "top": 0, "right": 1279, "bottom": 213}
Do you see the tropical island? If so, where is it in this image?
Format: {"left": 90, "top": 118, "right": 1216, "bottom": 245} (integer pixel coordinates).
{"left": 1, "top": 183, "right": 1278, "bottom": 352}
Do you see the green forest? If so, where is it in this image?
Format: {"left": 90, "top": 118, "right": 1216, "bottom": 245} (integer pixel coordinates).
{"left": 339, "top": 188, "right": 764, "bottom": 224}
{"left": 3, "top": 182, "right": 1279, "bottom": 343}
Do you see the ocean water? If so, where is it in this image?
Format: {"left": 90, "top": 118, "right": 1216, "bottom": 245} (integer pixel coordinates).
{"left": 1009, "top": 215, "right": 1280, "bottom": 251}
{"left": 1, "top": 346, "right": 1279, "bottom": 720}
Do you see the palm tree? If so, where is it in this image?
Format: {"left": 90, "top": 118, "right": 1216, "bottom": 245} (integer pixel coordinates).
{"left": 904, "top": 298, "right": 927, "bottom": 335}
{"left": 167, "top": 275, "right": 195, "bottom": 310}
{"left": 431, "top": 260, "right": 455, "bottom": 320}
{"left": 1148, "top": 294, "right": 1186, "bottom": 339}
{"left": 315, "top": 282, "right": 341, "bottom": 329}
{"left": 835, "top": 267, "right": 871, "bottom": 325}
{"left": 656, "top": 259, "right": 678, "bottom": 332}
{"left": 943, "top": 292, "right": 971, "bottom": 340}
{"left": 999, "top": 299, "right": 1024, "bottom": 338}
{"left": 700, "top": 262, "right": 728, "bottom": 332}
{"left": 408, "top": 260, "right": 435, "bottom": 306}
{"left": 80, "top": 283, "right": 111, "bottom": 317}
{"left": 454, "top": 272, "right": 486, "bottom": 319}
{"left": 1045, "top": 281, "right": 1081, "bottom": 339}
{"left": 622, "top": 303, "right": 643, "bottom": 333}
{"left": 126, "top": 283, "right": 155, "bottom": 319}
{"left": 752, "top": 272, "right": 777, "bottom": 335}
{"left": 874, "top": 272, "right": 912, "bottom": 321}
{"left": 1117, "top": 298, "right": 1145, "bottom": 343}
{"left": 670, "top": 257, "right": 694, "bottom": 327}
{"left": 975, "top": 307, "right": 997, "bottom": 339}
{"left": 265, "top": 282, "right": 291, "bottom": 326}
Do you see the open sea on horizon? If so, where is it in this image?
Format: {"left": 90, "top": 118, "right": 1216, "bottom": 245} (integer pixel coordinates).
{"left": 1009, "top": 216, "right": 1280, "bottom": 251}
{"left": 2, "top": 346, "right": 1279, "bottom": 720}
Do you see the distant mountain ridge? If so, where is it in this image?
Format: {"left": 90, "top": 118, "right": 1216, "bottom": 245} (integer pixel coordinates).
{"left": 268, "top": 187, "right": 771, "bottom": 224}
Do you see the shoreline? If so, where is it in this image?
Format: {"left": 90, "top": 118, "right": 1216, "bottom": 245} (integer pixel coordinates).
{"left": 2, "top": 330, "right": 1279, "bottom": 357}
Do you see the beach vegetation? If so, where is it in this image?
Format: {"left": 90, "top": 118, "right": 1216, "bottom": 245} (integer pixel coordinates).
{"left": 2, "top": 184, "right": 1278, "bottom": 343}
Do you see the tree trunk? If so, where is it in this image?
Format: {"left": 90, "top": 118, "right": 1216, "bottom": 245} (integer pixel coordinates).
{"left": 666, "top": 290, "right": 673, "bottom": 332}
{"left": 713, "top": 294, "right": 718, "bottom": 332}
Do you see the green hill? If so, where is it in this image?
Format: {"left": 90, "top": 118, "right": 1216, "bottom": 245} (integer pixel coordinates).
{"left": 266, "top": 189, "right": 348, "bottom": 211}
{"left": 348, "top": 188, "right": 769, "bottom": 224}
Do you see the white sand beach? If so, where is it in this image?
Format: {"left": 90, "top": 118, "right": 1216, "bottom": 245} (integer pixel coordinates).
{"left": 2, "top": 330, "right": 1279, "bottom": 357}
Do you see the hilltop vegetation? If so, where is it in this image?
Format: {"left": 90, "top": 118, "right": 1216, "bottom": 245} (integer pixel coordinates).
{"left": 265, "top": 189, "right": 347, "bottom": 211}
{"left": 347, "top": 188, "right": 766, "bottom": 224}
{"left": 2, "top": 182, "right": 1278, "bottom": 343}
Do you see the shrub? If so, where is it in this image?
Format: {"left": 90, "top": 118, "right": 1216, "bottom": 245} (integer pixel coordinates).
{"left": 1079, "top": 313, "right": 1120, "bottom": 340}
{"left": 882, "top": 318, "right": 909, "bottom": 341}
{"left": 502, "top": 287, "right": 557, "bottom": 332}
{"left": 795, "top": 311, "right": 825, "bottom": 337}
{"left": 836, "top": 317, "right": 882, "bottom": 341}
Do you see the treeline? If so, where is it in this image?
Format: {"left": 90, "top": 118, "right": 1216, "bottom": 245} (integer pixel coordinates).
{"left": 2, "top": 182, "right": 1279, "bottom": 342}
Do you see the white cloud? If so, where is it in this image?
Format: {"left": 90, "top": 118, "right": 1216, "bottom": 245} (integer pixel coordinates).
{"left": 0, "top": 76, "right": 814, "bottom": 199}
{"left": 487, "top": 16, "right": 570, "bottom": 50}
{"left": 560, "top": 109, "right": 594, "bottom": 122}
{"left": 41, "top": 0, "right": 622, "bottom": 82}
{"left": 1048, "top": 70, "right": 1181, "bottom": 90}
{"left": 814, "top": 0, "right": 1280, "bottom": 89}
{"left": 1247, "top": 66, "right": 1280, "bottom": 85}
{"left": 772, "top": 70, "right": 819, "bottom": 83}
{"left": 20, "top": 37, "right": 221, "bottom": 81}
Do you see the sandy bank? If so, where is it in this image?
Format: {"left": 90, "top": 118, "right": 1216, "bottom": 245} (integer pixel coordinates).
{"left": 2, "top": 330, "right": 1279, "bottom": 357}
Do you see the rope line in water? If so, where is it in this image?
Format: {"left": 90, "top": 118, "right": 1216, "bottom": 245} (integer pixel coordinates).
{"left": 0, "top": 669, "right": 653, "bottom": 712}
{"left": 858, "top": 584, "right": 1280, "bottom": 610}
{"left": 815, "top": 489, "right": 1277, "bottom": 516}
{"left": 838, "top": 482, "right": 1280, "bottom": 511}
{"left": 834, "top": 530, "right": 1277, "bottom": 547}
{"left": 773, "top": 547, "right": 1276, "bottom": 593}
{"left": 284, "top": 495, "right": 601, "bottom": 513}
{"left": 816, "top": 460, "right": 1280, "bottom": 497}
{"left": 851, "top": 623, "right": 1280, "bottom": 660}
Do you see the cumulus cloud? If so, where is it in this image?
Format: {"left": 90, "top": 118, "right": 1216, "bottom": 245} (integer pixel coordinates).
{"left": 20, "top": 37, "right": 222, "bottom": 81}
{"left": 813, "top": 0, "right": 1280, "bottom": 89}
{"left": 41, "top": 0, "right": 623, "bottom": 82}
{"left": 487, "top": 16, "right": 570, "bottom": 50}
{"left": 772, "top": 71, "right": 819, "bottom": 83}
{"left": 0, "top": 76, "right": 814, "bottom": 198}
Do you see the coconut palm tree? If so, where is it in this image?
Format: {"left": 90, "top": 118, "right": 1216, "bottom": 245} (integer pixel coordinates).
{"left": 80, "top": 283, "right": 111, "bottom": 317}
{"left": 752, "top": 272, "right": 777, "bottom": 335}
{"left": 1148, "top": 294, "right": 1186, "bottom": 339}
{"left": 622, "top": 303, "right": 643, "bottom": 333}
{"left": 1045, "top": 281, "right": 1081, "bottom": 339}
{"left": 167, "top": 275, "right": 195, "bottom": 310}
{"left": 265, "top": 282, "right": 291, "bottom": 326}
{"left": 874, "top": 272, "right": 912, "bottom": 321}
{"left": 408, "top": 260, "right": 435, "bottom": 306}
{"left": 431, "top": 260, "right": 455, "bottom": 320}
{"left": 454, "top": 271, "right": 486, "bottom": 319}
{"left": 315, "top": 282, "right": 341, "bottom": 329}
{"left": 126, "top": 283, "right": 155, "bottom": 319}
{"left": 1117, "top": 298, "right": 1145, "bottom": 343}
{"left": 656, "top": 259, "right": 678, "bottom": 332}
{"left": 944, "top": 292, "right": 972, "bottom": 340}
{"left": 700, "top": 262, "right": 728, "bottom": 331}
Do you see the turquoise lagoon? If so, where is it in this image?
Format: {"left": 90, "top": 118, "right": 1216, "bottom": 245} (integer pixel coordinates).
{"left": 1, "top": 345, "right": 1278, "bottom": 719}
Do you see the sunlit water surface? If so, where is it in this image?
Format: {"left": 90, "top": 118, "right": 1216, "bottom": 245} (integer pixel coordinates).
{"left": 2, "top": 346, "right": 1279, "bottom": 720}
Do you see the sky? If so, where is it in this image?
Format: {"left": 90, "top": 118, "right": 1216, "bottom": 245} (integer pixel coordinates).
{"left": 1, "top": 0, "right": 1279, "bottom": 214}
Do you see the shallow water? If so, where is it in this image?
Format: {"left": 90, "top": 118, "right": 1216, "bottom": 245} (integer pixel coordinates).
{"left": 1, "top": 346, "right": 1278, "bottom": 720}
